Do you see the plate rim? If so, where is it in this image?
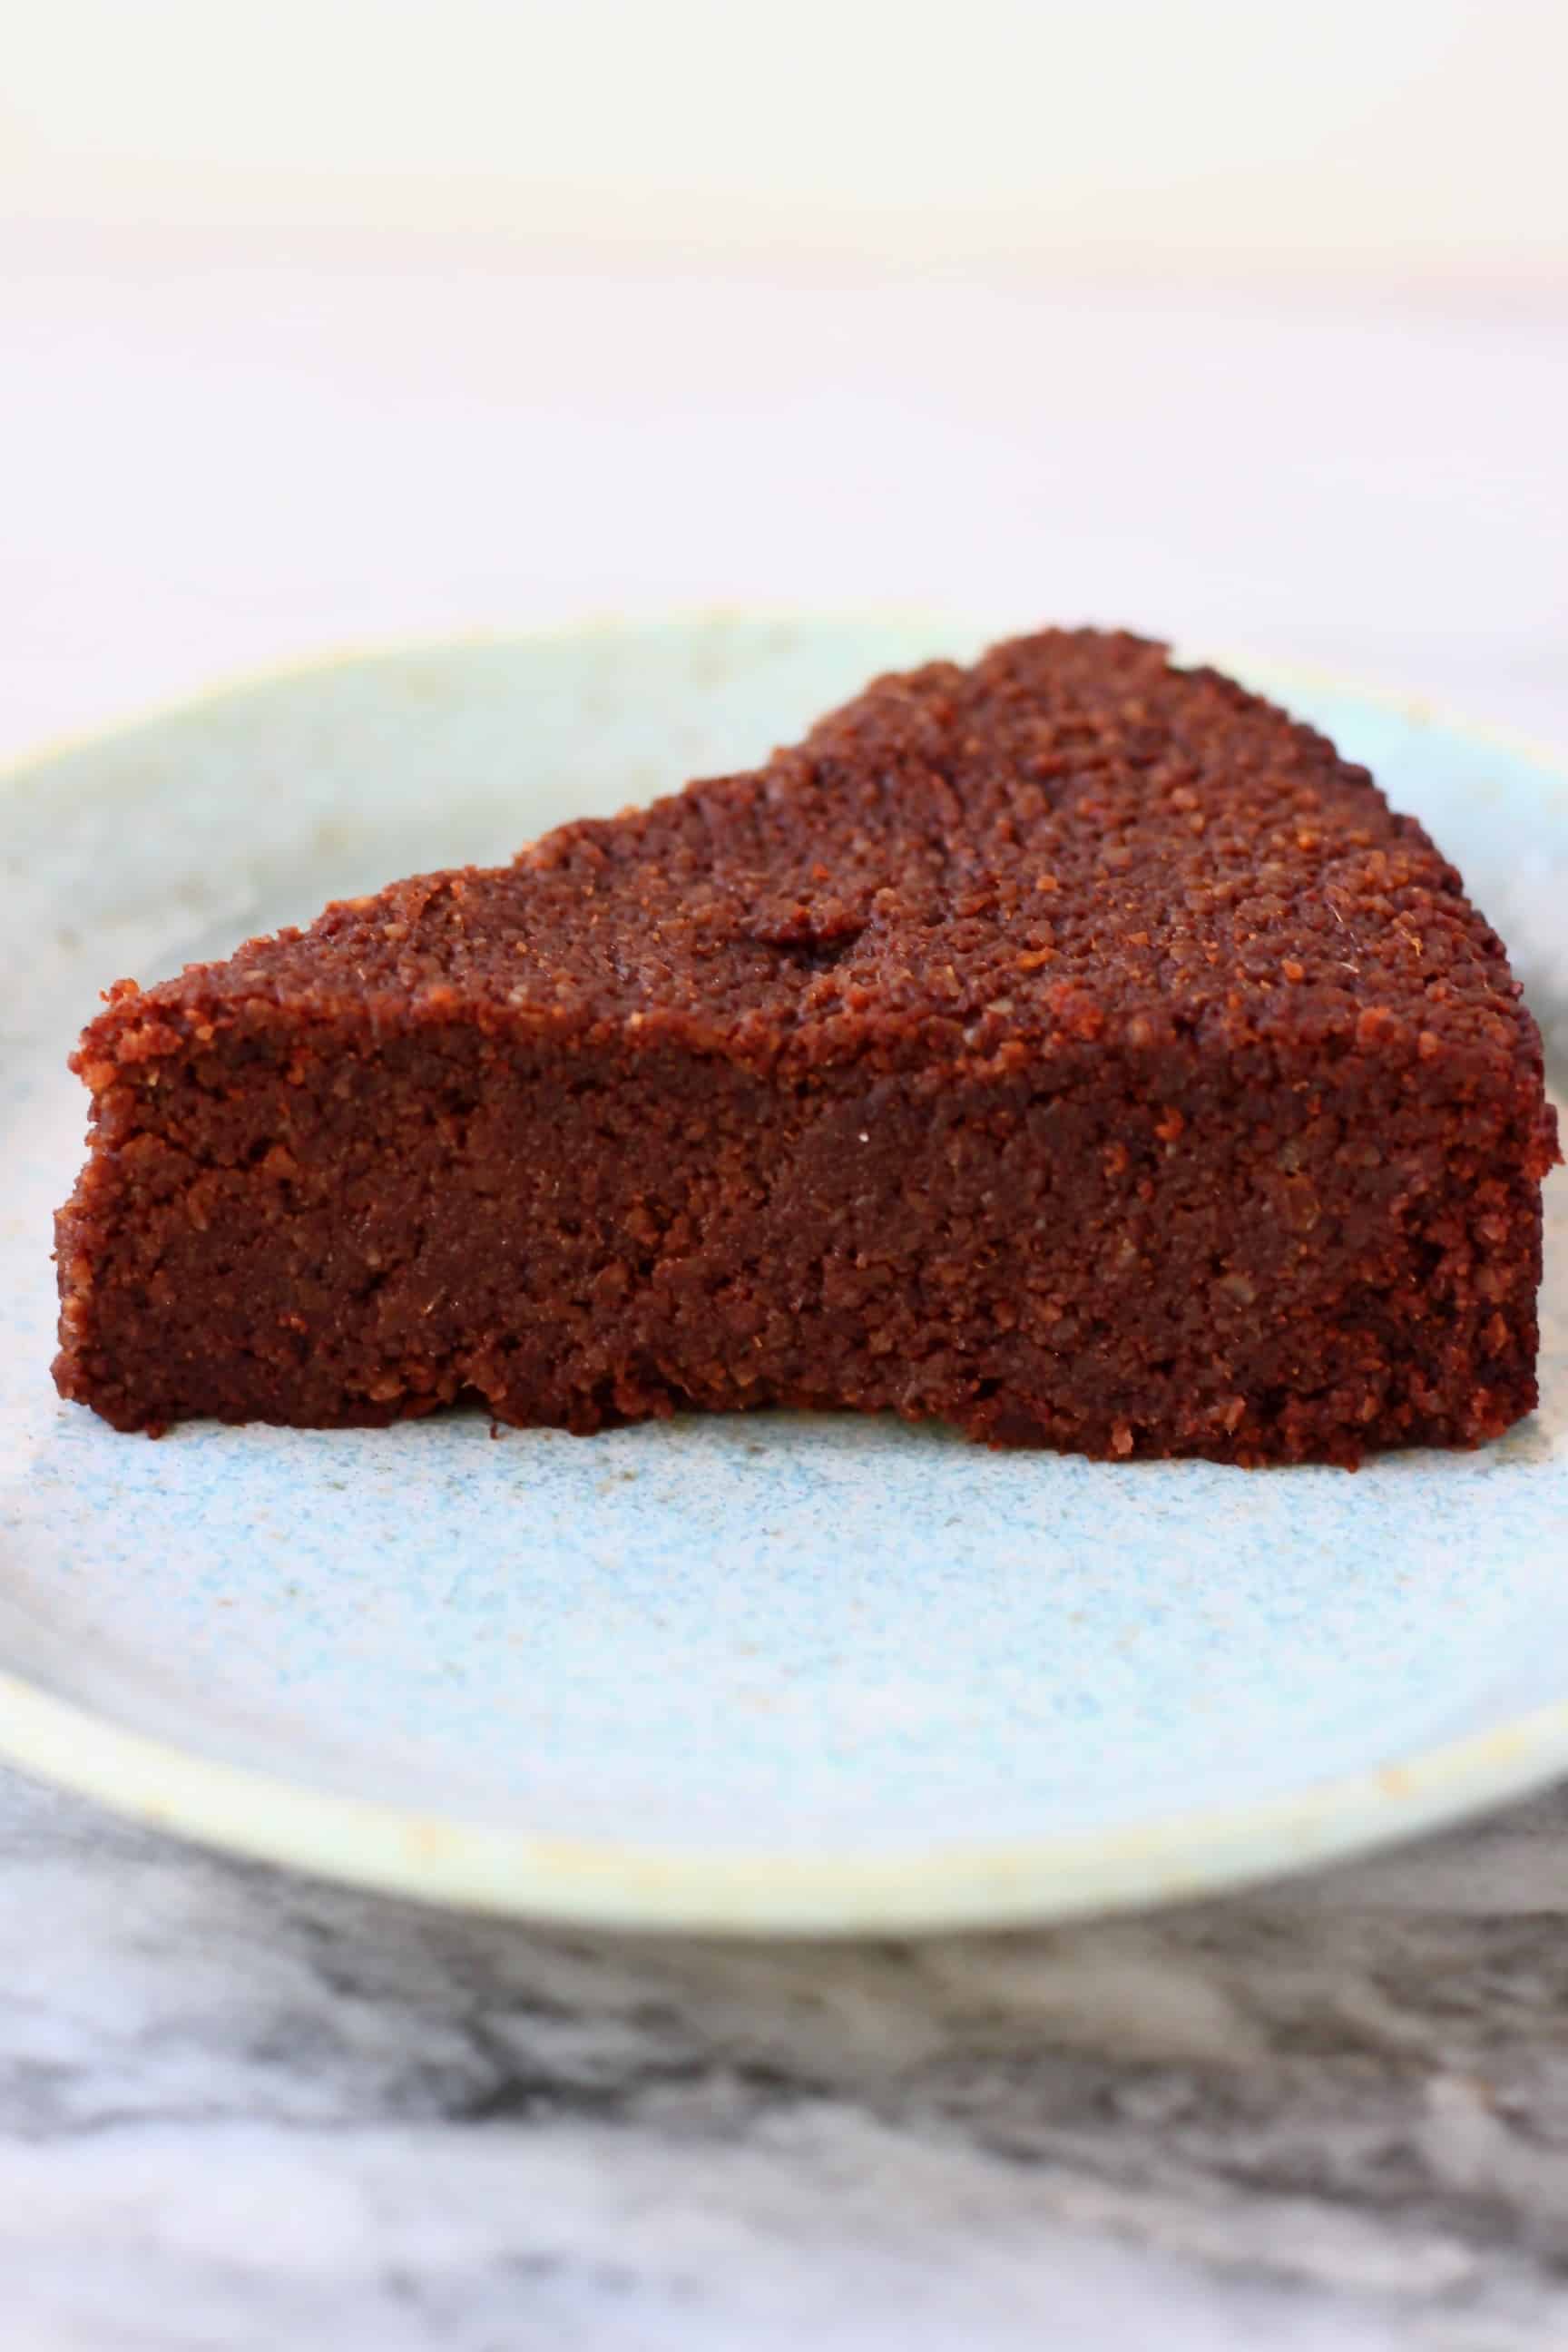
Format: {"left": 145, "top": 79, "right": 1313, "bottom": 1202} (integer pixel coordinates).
{"left": 5, "top": 612, "right": 1565, "bottom": 1933}
{"left": 3, "top": 603, "right": 1565, "bottom": 792}
{"left": 5, "top": 1662, "right": 1568, "bottom": 1932}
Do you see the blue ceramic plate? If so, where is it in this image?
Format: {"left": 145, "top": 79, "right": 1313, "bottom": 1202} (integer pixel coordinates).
{"left": 1, "top": 616, "right": 1563, "bottom": 1931}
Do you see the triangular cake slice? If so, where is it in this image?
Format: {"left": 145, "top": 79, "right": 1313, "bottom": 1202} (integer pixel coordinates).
{"left": 55, "top": 630, "right": 1559, "bottom": 1465}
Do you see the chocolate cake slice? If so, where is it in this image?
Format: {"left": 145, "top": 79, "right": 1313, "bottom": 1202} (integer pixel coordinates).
{"left": 55, "top": 630, "right": 1559, "bottom": 1465}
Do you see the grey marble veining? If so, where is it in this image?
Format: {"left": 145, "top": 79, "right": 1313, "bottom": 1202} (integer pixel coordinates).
{"left": 9, "top": 1764, "right": 1568, "bottom": 2349}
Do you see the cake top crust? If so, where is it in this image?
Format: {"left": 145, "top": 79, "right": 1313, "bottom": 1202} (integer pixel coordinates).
{"left": 103, "top": 630, "right": 1544, "bottom": 1089}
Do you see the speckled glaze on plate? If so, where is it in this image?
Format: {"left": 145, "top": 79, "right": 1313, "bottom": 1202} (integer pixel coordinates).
{"left": 1, "top": 615, "right": 1564, "bottom": 1933}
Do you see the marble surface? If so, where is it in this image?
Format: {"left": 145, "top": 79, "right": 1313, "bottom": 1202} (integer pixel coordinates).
{"left": 9, "top": 1758, "right": 1568, "bottom": 2351}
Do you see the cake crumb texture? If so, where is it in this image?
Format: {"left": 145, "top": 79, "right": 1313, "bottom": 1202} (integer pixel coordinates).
{"left": 54, "top": 629, "right": 1560, "bottom": 1465}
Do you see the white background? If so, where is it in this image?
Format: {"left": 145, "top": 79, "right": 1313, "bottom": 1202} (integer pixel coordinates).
{"left": 1, "top": 0, "right": 1564, "bottom": 768}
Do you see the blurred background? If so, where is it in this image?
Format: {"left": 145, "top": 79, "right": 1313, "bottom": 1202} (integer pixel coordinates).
{"left": 3, "top": 0, "right": 1564, "bottom": 760}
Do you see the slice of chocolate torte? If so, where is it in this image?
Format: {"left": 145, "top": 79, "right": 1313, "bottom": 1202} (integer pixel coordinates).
{"left": 54, "top": 630, "right": 1560, "bottom": 1465}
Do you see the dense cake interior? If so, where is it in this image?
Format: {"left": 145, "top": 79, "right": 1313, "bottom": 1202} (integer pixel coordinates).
{"left": 55, "top": 631, "right": 1559, "bottom": 1462}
